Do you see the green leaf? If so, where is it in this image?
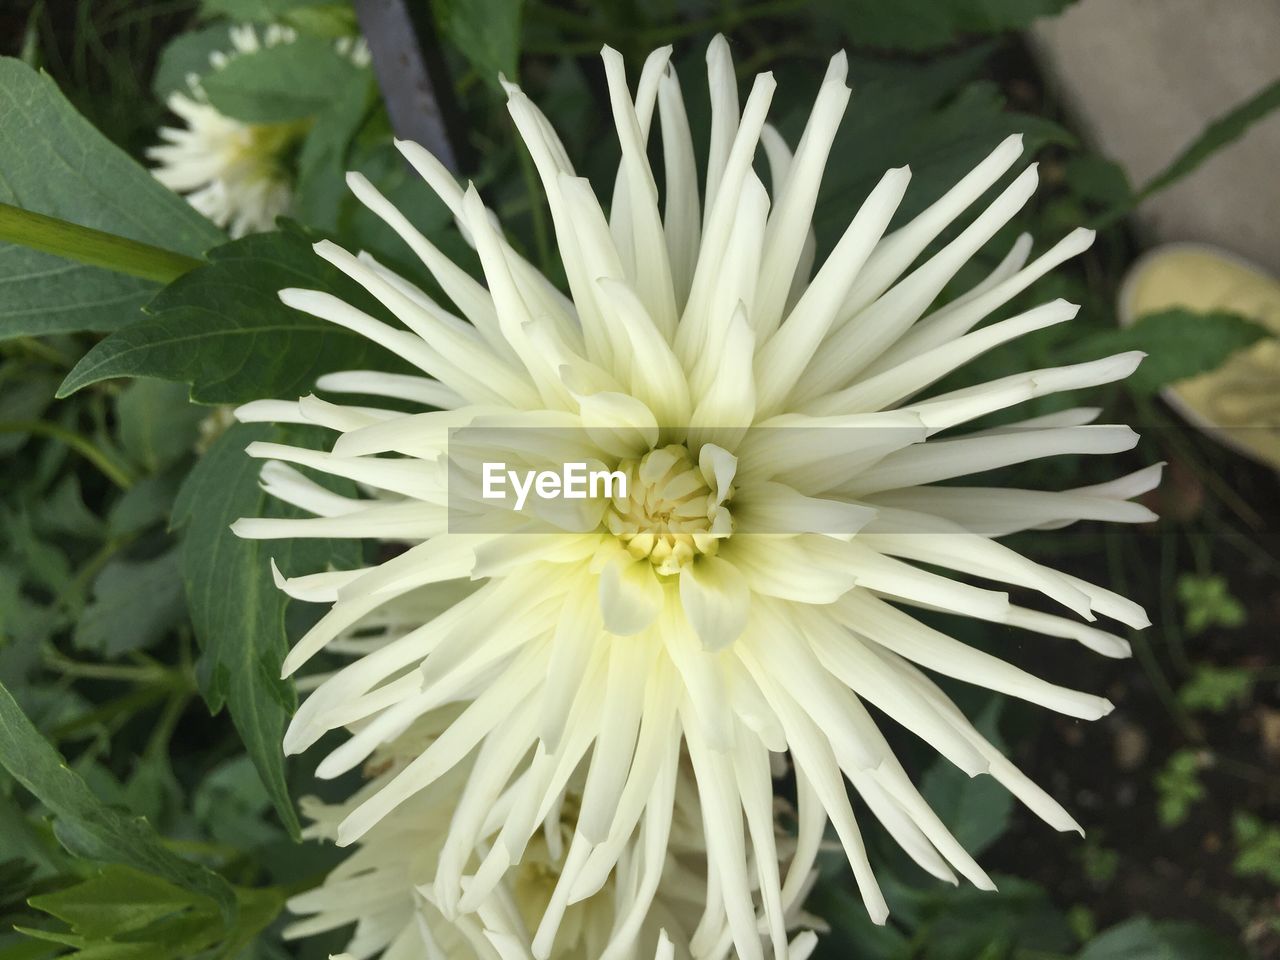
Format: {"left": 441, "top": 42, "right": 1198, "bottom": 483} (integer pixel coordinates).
{"left": 1064, "top": 154, "right": 1133, "bottom": 208}
{"left": 921, "top": 699, "right": 1012, "bottom": 856}
{"left": 106, "top": 470, "right": 184, "bottom": 540}
{"left": 172, "top": 422, "right": 361, "bottom": 837}
{"left": 1233, "top": 812, "right": 1280, "bottom": 886}
{"left": 194, "top": 757, "right": 282, "bottom": 850}
{"left": 33, "top": 477, "right": 104, "bottom": 543}
{"left": 292, "top": 73, "right": 377, "bottom": 230}
{"left": 1154, "top": 749, "right": 1205, "bottom": 828}
{"left": 29, "top": 867, "right": 197, "bottom": 940}
{"left": 880, "top": 872, "right": 1071, "bottom": 960}
{"left": 1177, "top": 664, "right": 1253, "bottom": 713}
{"left": 434, "top": 0, "right": 524, "bottom": 86}
{"left": 152, "top": 24, "right": 240, "bottom": 101}
{"left": 816, "top": 0, "right": 1074, "bottom": 52}
{"left": 201, "top": 0, "right": 331, "bottom": 20}
{"left": 0, "top": 680, "right": 236, "bottom": 923}
{"left": 808, "top": 877, "right": 911, "bottom": 960}
{"left": 0, "top": 59, "right": 222, "bottom": 341}
{"left": 1078, "top": 917, "right": 1247, "bottom": 960}
{"left": 0, "top": 790, "right": 66, "bottom": 879}
{"left": 25, "top": 865, "right": 287, "bottom": 960}
{"left": 73, "top": 548, "right": 187, "bottom": 657}
{"left": 58, "top": 225, "right": 410, "bottom": 404}
{"left": 279, "top": 5, "right": 359, "bottom": 37}
{"left": 1140, "top": 77, "right": 1280, "bottom": 202}
{"left": 200, "top": 37, "right": 362, "bottom": 124}
{"left": 1070, "top": 309, "right": 1270, "bottom": 396}
{"left": 1176, "top": 574, "right": 1247, "bottom": 635}
{"left": 115, "top": 380, "right": 206, "bottom": 475}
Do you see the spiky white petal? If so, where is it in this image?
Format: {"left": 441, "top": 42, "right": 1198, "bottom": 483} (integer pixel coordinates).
{"left": 287, "top": 712, "right": 818, "bottom": 960}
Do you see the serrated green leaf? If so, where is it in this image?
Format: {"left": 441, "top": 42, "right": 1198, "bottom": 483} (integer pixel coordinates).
{"left": 434, "top": 0, "right": 523, "bottom": 86}
{"left": 0, "top": 59, "right": 222, "bottom": 341}
{"left": 172, "top": 423, "right": 360, "bottom": 838}
{"left": 0, "top": 681, "right": 236, "bottom": 923}
{"left": 194, "top": 757, "right": 281, "bottom": 850}
{"left": 115, "top": 380, "right": 206, "bottom": 475}
{"left": 292, "top": 73, "right": 377, "bottom": 230}
{"left": 816, "top": 0, "right": 1074, "bottom": 52}
{"left": 1077, "top": 917, "right": 1246, "bottom": 960}
{"left": 106, "top": 469, "right": 184, "bottom": 540}
{"left": 1070, "top": 309, "right": 1270, "bottom": 396}
{"left": 920, "top": 699, "right": 1012, "bottom": 856}
{"left": 200, "top": 37, "right": 362, "bottom": 124}
{"left": 28, "top": 867, "right": 198, "bottom": 940}
{"left": 73, "top": 548, "right": 186, "bottom": 657}
{"left": 24, "top": 868, "right": 286, "bottom": 960}
{"left": 58, "top": 225, "right": 410, "bottom": 404}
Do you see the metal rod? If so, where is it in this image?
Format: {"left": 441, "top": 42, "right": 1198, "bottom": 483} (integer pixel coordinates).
{"left": 353, "top": 0, "right": 467, "bottom": 174}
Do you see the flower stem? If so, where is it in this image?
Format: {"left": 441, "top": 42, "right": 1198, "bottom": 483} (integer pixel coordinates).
{"left": 0, "top": 418, "right": 135, "bottom": 489}
{"left": 43, "top": 650, "right": 171, "bottom": 684}
{"left": 6, "top": 336, "right": 76, "bottom": 368}
{"left": 0, "top": 202, "right": 202, "bottom": 285}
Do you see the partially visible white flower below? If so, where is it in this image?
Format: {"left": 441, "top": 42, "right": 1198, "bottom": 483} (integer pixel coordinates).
{"left": 286, "top": 711, "right": 820, "bottom": 960}
{"left": 233, "top": 35, "right": 1162, "bottom": 960}
{"left": 147, "top": 23, "right": 368, "bottom": 237}
{"left": 148, "top": 94, "right": 299, "bottom": 238}
{"left": 335, "top": 34, "right": 373, "bottom": 68}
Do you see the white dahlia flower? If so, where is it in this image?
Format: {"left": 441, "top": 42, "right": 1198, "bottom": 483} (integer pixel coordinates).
{"left": 148, "top": 24, "right": 368, "bottom": 237}
{"left": 285, "top": 712, "right": 819, "bottom": 960}
{"left": 148, "top": 93, "right": 299, "bottom": 238}
{"left": 148, "top": 25, "right": 301, "bottom": 237}
{"left": 234, "top": 37, "right": 1158, "bottom": 960}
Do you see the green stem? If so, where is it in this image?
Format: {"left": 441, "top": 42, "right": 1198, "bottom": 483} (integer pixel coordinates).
{"left": 145, "top": 691, "right": 191, "bottom": 759}
{"left": 1213, "top": 754, "right": 1280, "bottom": 786}
{"left": 1159, "top": 532, "right": 1193, "bottom": 676}
{"left": 43, "top": 650, "right": 169, "bottom": 684}
{"left": 0, "top": 202, "right": 202, "bottom": 285}
{"left": 0, "top": 419, "right": 135, "bottom": 489}
{"left": 7, "top": 336, "right": 76, "bottom": 368}
{"left": 49, "top": 684, "right": 175, "bottom": 741}
{"left": 1105, "top": 532, "right": 1201, "bottom": 741}
{"left": 63, "top": 534, "right": 133, "bottom": 608}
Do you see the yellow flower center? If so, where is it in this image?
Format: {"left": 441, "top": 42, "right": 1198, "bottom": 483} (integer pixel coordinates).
{"left": 605, "top": 444, "right": 732, "bottom": 575}
{"left": 232, "top": 118, "right": 311, "bottom": 181}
